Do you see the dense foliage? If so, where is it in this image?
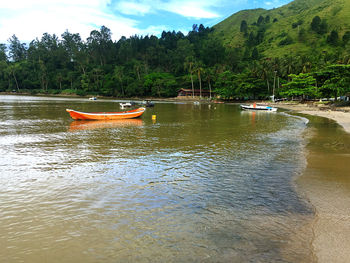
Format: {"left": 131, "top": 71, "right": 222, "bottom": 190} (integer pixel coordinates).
{"left": 1, "top": 1, "right": 350, "bottom": 100}
{"left": 1, "top": 25, "right": 226, "bottom": 98}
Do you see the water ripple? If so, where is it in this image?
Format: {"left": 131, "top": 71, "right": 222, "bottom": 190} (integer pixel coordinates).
{"left": 0, "top": 98, "right": 315, "bottom": 262}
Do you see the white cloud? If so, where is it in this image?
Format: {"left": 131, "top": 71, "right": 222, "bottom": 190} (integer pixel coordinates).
{"left": 0, "top": 0, "right": 140, "bottom": 43}
{"left": 161, "top": 1, "right": 220, "bottom": 19}
{"left": 0, "top": 0, "right": 111, "bottom": 9}
{"left": 115, "top": 1, "right": 152, "bottom": 16}
{"left": 139, "top": 25, "right": 169, "bottom": 36}
{"left": 115, "top": 0, "right": 222, "bottom": 19}
{"left": 0, "top": 0, "right": 240, "bottom": 43}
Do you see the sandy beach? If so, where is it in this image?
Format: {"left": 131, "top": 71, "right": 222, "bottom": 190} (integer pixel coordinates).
{"left": 275, "top": 102, "right": 350, "bottom": 263}
{"left": 273, "top": 102, "right": 350, "bottom": 133}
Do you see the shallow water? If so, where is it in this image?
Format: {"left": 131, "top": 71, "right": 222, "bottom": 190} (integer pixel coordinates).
{"left": 0, "top": 95, "right": 315, "bottom": 262}
{"left": 296, "top": 113, "right": 350, "bottom": 262}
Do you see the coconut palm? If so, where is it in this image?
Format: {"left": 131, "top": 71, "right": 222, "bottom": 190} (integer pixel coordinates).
{"left": 184, "top": 56, "right": 195, "bottom": 97}
{"left": 193, "top": 61, "right": 204, "bottom": 98}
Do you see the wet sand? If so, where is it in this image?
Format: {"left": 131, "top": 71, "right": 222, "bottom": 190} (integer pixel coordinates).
{"left": 276, "top": 103, "right": 350, "bottom": 263}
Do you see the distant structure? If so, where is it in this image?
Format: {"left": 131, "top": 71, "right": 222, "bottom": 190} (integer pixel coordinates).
{"left": 177, "top": 88, "right": 213, "bottom": 98}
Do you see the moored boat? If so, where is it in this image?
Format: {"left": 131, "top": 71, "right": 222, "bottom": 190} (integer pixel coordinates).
{"left": 66, "top": 107, "right": 146, "bottom": 120}
{"left": 141, "top": 100, "right": 155, "bottom": 107}
{"left": 120, "top": 102, "right": 136, "bottom": 109}
{"left": 240, "top": 103, "right": 277, "bottom": 112}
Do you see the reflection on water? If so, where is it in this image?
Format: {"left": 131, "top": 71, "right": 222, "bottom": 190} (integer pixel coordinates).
{"left": 240, "top": 110, "right": 277, "bottom": 126}
{"left": 0, "top": 95, "right": 315, "bottom": 262}
{"left": 69, "top": 119, "right": 143, "bottom": 131}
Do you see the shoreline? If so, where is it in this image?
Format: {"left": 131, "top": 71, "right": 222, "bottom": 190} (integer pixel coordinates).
{"left": 275, "top": 102, "right": 350, "bottom": 262}
{"left": 273, "top": 102, "right": 350, "bottom": 134}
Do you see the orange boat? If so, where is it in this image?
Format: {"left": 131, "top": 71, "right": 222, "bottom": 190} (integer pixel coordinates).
{"left": 66, "top": 107, "right": 145, "bottom": 120}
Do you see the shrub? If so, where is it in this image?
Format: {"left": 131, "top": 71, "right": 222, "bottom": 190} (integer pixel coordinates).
{"left": 61, "top": 89, "right": 76, "bottom": 94}
{"left": 311, "top": 16, "right": 328, "bottom": 34}
{"left": 343, "top": 31, "right": 350, "bottom": 44}
{"left": 279, "top": 36, "right": 294, "bottom": 46}
{"left": 76, "top": 90, "right": 86, "bottom": 96}
{"left": 327, "top": 30, "right": 339, "bottom": 45}
{"left": 292, "top": 20, "right": 303, "bottom": 29}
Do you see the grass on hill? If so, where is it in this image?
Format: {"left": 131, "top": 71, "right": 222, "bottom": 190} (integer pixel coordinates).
{"left": 213, "top": 0, "right": 350, "bottom": 59}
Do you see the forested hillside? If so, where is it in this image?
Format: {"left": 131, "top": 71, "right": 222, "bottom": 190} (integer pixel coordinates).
{"left": 0, "top": 0, "right": 349, "bottom": 100}
{"left": 215, "top": 0, "right": 350, "bottom": 58}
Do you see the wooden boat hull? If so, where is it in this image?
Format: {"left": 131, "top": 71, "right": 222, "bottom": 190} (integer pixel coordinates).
{"left": 66, "top": 107, "right": 146, "bottom": 120}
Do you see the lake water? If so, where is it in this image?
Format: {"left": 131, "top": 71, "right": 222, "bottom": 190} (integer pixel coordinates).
{"left": 0, "top": 95, "right": 315, "bottom": 262}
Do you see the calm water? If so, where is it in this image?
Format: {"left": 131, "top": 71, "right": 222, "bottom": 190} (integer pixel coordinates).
{"left": 0, "top": 95, "right": 315, "bottom": 262}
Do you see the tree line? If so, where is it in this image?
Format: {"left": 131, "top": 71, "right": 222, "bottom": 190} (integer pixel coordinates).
{"left": 0, "top": 22, "right": 349, "bottom": 100}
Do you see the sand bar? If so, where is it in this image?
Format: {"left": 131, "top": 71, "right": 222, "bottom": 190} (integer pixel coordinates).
{"left": 275, "top": 102, "right": 350, "bottom": 263}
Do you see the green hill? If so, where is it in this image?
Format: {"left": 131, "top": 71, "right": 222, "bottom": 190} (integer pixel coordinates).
{"left": 213, "top": 0, "right": 350, "bottom": 59}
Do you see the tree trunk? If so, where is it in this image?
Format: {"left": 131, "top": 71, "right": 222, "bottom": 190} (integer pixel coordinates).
{"left": 41, "top": 75, "right": 44, "bottom": 90}
{"left": 120, "top": 79, "right": 124, "bottom": 97}
{"left": 136, "top": 67, "right": 141, "bottom": 81}
{"left": 198, "top": 71, "right": 202, "bottom": 99}
{"left": 12, "top": 71, "right": 20, "bottom": 92}
{"left": 71, "top": 77, "right": 74, "bottom": 90}
{"left": 190, "top": 73, "right": 194, "bottom": 98}
{"left": 80, "top": 65, "right": 86, "bottom": 75}
{"left": 208, "top": 80, "right": 212, "bottom": 99}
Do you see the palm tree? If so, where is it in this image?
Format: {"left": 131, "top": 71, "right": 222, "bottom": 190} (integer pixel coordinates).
{"left": 203, "top": 67, "right": 214, "bottom": 99}
{"left": 193, "top": 61, "right": 204, "bottom": 98}
{"left": 257, "top": 59, "right": 272, "bottom": 94}
{"left": 281, "top": 55, "right": 296, "bottom": 80}
{"left": 184, "top": 56, "right": 195, "bottom": 97}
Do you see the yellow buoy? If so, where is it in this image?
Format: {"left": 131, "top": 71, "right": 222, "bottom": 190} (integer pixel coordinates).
{"left": 152, "top": 115, "right": 156, "bottom": 120}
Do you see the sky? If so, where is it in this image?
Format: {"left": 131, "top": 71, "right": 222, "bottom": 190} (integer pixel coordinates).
{"left": 0, "top": 0, "right": 292, "bottom": 43}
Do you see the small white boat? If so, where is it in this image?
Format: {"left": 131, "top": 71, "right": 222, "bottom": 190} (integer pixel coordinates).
{"left": 120, "top": 102, "right": 132, "bottom": 107}
{"left": 89, "top": 97, "right": 97, "bottom": 101}
{"left": 240, "top": 104, "right": 277, "bottom": 112}
{"left": 120, "top": 102, "right": 136, "bottom": 109}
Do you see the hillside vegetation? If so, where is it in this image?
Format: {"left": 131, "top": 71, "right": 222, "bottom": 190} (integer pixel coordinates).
{"left": 0, "top": 0, "right": 349, "bottom": 100}
{"left": 214, "top": 0, "right": 350, "bottom": 58}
